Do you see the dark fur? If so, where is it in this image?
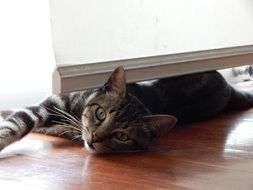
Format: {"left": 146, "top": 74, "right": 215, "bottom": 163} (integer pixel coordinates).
{"left": 127, "top": 71, "right": 253, "bottom": 123}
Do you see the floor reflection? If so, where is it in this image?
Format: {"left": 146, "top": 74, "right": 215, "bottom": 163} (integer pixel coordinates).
{"left": 224, "top": 120, "right": 253, "bottom": 154}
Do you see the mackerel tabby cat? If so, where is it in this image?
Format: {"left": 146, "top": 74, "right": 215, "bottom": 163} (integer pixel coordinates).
{"left": 0, "top": 67, "right": 253, "bottom": 153}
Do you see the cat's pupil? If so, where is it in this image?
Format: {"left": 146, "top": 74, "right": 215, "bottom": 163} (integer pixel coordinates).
{"left": 95, "top": 107, "right": 106, "bottom": 121}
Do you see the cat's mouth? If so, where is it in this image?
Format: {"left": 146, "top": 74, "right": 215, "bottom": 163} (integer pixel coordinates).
{"left": 84, "top": 141, "right": 112, "bottom": 153}
{"left": 84, "top": 141, "right": 106, "bottom": 153}
{"left": 84, "top": 141, "right": 97, "bottom": 153}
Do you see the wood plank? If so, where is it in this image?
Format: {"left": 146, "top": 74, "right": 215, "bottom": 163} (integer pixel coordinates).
{"left": 1, "top": 109, "right": 253, "bottom": 190}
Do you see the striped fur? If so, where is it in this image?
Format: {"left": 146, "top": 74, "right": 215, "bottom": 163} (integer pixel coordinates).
{"left": 0, "top": 89, "right": 94, "bottom": 151}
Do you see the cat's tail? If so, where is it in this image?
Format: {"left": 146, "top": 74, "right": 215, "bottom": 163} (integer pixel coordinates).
{"left": 226, "top": 86, "right": 253, "bottom": 111}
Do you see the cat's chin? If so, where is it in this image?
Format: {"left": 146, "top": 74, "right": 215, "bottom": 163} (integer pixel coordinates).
{"left": 84, "top": 142, "right": 147, "bottom": 154}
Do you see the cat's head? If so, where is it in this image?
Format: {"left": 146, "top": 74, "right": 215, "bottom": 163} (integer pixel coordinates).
{"left": 81, "top": 67, "right": 177, "bottom": 153}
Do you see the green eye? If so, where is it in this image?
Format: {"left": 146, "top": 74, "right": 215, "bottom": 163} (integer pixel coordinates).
{"left": 95, "top": 107, "right": 106, "bottom": 121}
{"left": 115, "top": 132, "right": 128, "bottom": 141}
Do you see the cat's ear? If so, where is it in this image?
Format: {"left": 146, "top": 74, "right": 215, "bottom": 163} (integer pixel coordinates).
{"left": 104, "top": 66, "right": 126, "bottom": 97}
{"left": 143, "top": 115, "right": 177, "bottom": 138}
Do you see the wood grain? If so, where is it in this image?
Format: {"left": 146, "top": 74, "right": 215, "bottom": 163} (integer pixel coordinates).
{"left": 1, "top": 109, "right": 253, "bottom": 190}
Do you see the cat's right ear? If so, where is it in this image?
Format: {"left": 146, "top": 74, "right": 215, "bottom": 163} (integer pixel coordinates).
{"left": 104, "top": 66, "right": 126, "bottom": 97}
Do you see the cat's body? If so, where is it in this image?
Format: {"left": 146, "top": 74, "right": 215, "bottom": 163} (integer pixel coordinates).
{"left": 127, "top": 71, "right": 253, "bottom": 123}
{"left": 0, "top": 67, "right": 253, "bottom": 153}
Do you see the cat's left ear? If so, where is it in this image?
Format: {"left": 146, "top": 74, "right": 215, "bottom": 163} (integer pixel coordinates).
{"left": 104, "top": 66, "right": 126, "bottom": 97}
{"left": 143, "top": 115, "right": 177, "bottom": 138}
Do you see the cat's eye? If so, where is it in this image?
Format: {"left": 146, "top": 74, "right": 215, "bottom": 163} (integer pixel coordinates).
{"left": 115, "top": 132, "right": 128, "bottom": 141}
{"left": 95, "top": 107, "right": 106, "bottom": 121}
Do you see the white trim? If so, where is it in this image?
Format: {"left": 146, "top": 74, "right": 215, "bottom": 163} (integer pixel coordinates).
{"left": 53, "top": 45, "right": 253, "bottom": 94}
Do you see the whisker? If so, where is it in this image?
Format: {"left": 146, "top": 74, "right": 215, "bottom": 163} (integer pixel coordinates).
{"left": 41, "top": 106, "right": 89, "bottom": 143}
{"left": 58, "top": 130, "right": 82, "bottom": 140}
{"left": 52, "top": 120, "right": 82, "bottom": 132}
{"left": 43, "top": 106, "right": 77, "bottom": 124}
{"left": 58, "top": 130, "right": 74, "bottom": 137}
{"left": 43, "top": 106, "right": 78, "bottom": 125}
{"left": 71, "top": 135, "right": 82, "bottom": 141}
{"left": 52, "top": 119, "right": 81, "bottom": 132}
{"left": 51, "top": 110, "right": 80, "bottom": 127}
{"left": 51, "top": 112, "right": 80, "bottom": 129}
{"left": 43, "top": 106, "right": 82, "bottom": 129}
{"left": 54, "top": 107, "right": 82, "bottom": 126}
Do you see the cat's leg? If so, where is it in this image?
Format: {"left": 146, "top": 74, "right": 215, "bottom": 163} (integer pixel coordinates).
{"left": 0, "top": 93, "right": 84, "bottom": 151}
{"left": 0, "top": 106, "right": 48, "bottom": 151}
{"left": 0, "top": 110, "right": 14, "bottom": 121}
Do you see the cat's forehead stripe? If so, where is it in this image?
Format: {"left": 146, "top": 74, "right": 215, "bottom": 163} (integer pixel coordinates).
{"left": 85, "top": 91, "right": 98, "bottom": 104}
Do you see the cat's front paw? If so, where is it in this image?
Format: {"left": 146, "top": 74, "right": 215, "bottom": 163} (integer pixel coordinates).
{"left": 0, "top": 114, "right": 4, "bottom": 122}
{"left": 0, "top": 138, "right": 7, "bottom": 152}
{"left": 0, "top": 121, "right": 16, "bottom": 151}
{"left": 0, "top": 132, "right": 9, "bottom": 151}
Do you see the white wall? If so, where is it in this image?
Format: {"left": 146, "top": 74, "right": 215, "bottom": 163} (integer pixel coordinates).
{"left": 0, "top": 0, "right": 55, "bottom": 109}
{"left": 50, "top": 0, "right": 253, "bottom": 65}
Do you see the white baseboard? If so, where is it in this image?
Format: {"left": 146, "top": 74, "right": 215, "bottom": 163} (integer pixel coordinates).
{"left": 53, "top": 45, "right": 253, "bottom": 94}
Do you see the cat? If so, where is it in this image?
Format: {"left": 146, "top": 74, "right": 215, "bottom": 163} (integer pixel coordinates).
{"left": 0, "top": 66, "right": 252, "bottom": 153}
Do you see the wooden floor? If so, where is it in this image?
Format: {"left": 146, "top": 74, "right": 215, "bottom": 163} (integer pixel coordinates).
{"left": 1, "top": 109, "right": 253, "bottom": 190}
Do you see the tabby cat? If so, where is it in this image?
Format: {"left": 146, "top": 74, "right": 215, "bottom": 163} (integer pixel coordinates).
{"left": 0, "top": 66, "right": 252, "bottom": 153}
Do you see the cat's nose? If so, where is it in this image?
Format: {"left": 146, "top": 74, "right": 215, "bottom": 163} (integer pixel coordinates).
{"left": 91, "top": 132, "right": 99, "bottom": 142}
